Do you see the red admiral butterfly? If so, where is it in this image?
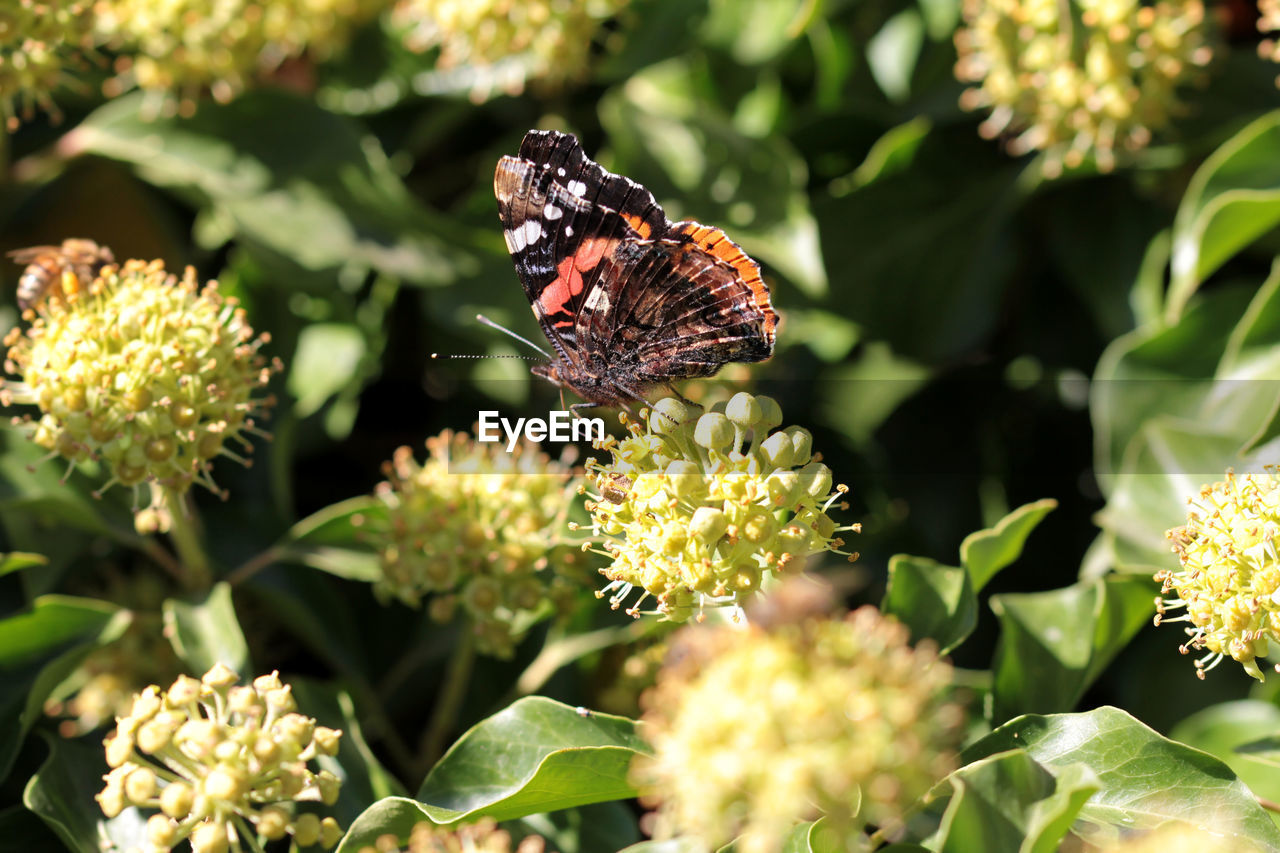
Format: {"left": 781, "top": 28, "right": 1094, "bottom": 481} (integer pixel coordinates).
{"left": 494, "top": 129, "right": 778, "bottom": 409}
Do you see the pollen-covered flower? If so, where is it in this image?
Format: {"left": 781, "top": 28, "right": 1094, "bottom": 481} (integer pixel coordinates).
{"left": 0, "top": 0, "right": 95, "bottom": 129}
{"left": 634, "top": 605, "right": 964, "bottom": 853}
{"left": 954, "top": 0, "right": 1215, "bottom": 176}
{"left": 96, "top": 665, "right": 344, "bottom": 852}
{"left": 94, "top": 0, "right": 384, "bottom": 110}
{"left": 2, "top": 258, "right": 278, "bottom": 511}
{"left": 579, "top": 394, "right": 858, "bottom": 621}
{"left": 370, "top": 429, "right": 586, "bottom": 658}
{"left": 1156, "top": 467, "right": 1280, "bottom": 681}
{"left": 357, "top": 818, "right": 549, "bottom": 853}
{"left": 390, "top": 0, "right": 627, "bottom": 101}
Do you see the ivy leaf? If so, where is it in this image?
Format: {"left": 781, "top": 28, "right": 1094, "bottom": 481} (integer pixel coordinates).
{"left": 932, "top": 752, "right": 1098, "bottom": 853}
{"left": 338, "top": 699, "right": 648, "bottom": 851}
{"left": 989, "top": 576, "right": 1153, "bottom": 722}
{"left": 24, "top": 733, "right": 147, "bottom": 853}
{"left": 69, "top": 91, "right": 460, "bottom": 286}
{"left": 1168, "top": 110, "right": 1280, "bottom": 321}
{"left": 1170, "top": 700, "right": 1280, "bottom": 818}
{"left": 0, "top": 551, "right": 48, "bottom": 578}
{"left": 960, "top": 499, "right": 1057, "bottom": 591}
{"left": 162, "top": 582, "right": 250, "bottom": 676}
{"left": 963, "top": 706, "right": 1280, "bottom": 848}
{"left": 0, "top": 596, "right": 128, "bottom": 782}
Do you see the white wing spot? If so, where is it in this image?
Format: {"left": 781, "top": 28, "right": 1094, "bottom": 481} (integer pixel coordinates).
{"left": 504, "top": 229, "right": 522, "bottom": 253}
{"left": 543, "top": 203, "right": 563, "bottom": 220}
{"left": 557, "top": 167, "right": 566, "bottom": 177}
{"left": 521, "top": 220, "right": 544, "bottom": 246}
{"left": 565, "top": 225, "right": 574, "bottom": 236}
{"left": 567, "top": 180, "right": 587, "bottom": 196}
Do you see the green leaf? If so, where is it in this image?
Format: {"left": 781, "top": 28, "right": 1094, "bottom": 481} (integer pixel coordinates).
{"left": 0, "top": 802, "right": 63, "bottom": 849}
{"left": 0, "top": 596, "right": 127, "bottom": 782}
{"left": 989, "top": 576, "right": 1153, "bottom": 721}
{"left": 339, "top": 699, "right": 647, "bottom": 850}
{"left": 24, "top": 733, "right": 146, "bottom": 853}
{"left": 69, "top": 91, "right": 459, "bottom": 285}
{"left": 1168, "top": 110, "right": 1280, "bottom": 321}
{"left": 932, "top": 751, "right": 1097, "bottom": 853}
{"left": 277, "top": 496, "right": 385, "bottom": 581}
{"left": 960, "top": 499, "right": 1057, "bottom": 592}
{"left": 701, "top": 0, "right": 810, "bottom": 63}
{"left": 963, "top": 706, "right": 1280, "bottom": 848}
{"left": 819, "top": 342, "right": 930, "bottom": 446}
{"left": 0, "top": 551, "right": 48, "bottom": 578}
{"left": 416, "top": 697, "right": 649, "bottom": 820}
{"left": 162, "top": 582, "right": 250, "bottom": 675}
{"left": 289, "top": 323, "right": 367, "bottom": 420}
{"left": 882, "top": 555, "right": 974, "bottom": 655}
{"left": 867, "top": 10, "right": 925, "bottom": 103}
{"left": 599, "top": 59, "right": 827, "bottom": 295}
{"left": 1170, "top": 700, "right": 1280, "bottom": 817}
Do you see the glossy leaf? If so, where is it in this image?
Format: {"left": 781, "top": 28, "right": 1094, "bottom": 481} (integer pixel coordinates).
{"left": 882, "top": 555, "right": 974, "bottom": 654}
{"left": 161, "top": 582, "right": 250, "bottom": 676}
{"left": 0, "top": 551, "right": 48, "bottom": 578}
{"left": 960, "top": 499, "right": 1057, "bottom": 592}
{"left": 0, "top": 596, "right": 127, "bottom": 782}
{"left": 933, "top": 751, "right": 1097, "bottom": 853}
{"left": 1170, "top": 700, "right": 1280, "bottom": 816}
{"left": 1168, "top": 111, "right": 1280, "bottom": 320}
{"left": 69, "top": 91, "right": 459, "bottom": 285}
{"left": 989, "top": 576, "right": 1153, "bottom": 721}
{"left": 963, "top": 706, "right": 1280, "bottom": 848}
{"left": 24, "top": 733, "right": 147, "bottom": 853}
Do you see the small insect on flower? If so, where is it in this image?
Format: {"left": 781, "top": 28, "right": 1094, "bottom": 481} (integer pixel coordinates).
{"left": 8, "top": 239, "right": 116, "bottom": 313}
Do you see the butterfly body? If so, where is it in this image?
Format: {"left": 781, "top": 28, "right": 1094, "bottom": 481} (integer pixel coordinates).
{"left": 494, "top": 129, "right": 777, "bottom": 408}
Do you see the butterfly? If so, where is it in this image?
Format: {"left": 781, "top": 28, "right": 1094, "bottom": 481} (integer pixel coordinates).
{"left": 493, "top": 129, "right": 778, "bottom": 409}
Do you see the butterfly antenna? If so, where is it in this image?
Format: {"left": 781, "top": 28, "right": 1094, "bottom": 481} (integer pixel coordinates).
{"left": 430, "top": 353, "right": 546, "bottom": 362}
{"left": 475, "top": 313, "right": 552, "bottom": 359}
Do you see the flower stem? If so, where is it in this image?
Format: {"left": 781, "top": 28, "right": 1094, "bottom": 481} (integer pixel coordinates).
{"left": 165, "top": 487, "right": 212, "bottom": 590}
{"left": 420, "top": 628, "right": 477, "bottom": 772}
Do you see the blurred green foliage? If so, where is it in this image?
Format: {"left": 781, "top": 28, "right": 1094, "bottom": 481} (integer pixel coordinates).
{"left": 5, "top": 0, "right": 1280, "bottom": 849}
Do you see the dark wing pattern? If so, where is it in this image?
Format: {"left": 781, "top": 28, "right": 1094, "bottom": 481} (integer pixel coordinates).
{"left": 494, "top": 129, "right": 777, "bottom": 405}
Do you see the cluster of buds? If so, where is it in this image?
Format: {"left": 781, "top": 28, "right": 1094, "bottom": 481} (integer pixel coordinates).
{"left": 1261, "top": 0, "right": 1280, "bottom": 83}
{"left": 1156, "top": 467, "right": 1280, "bottom": 681}
{"left": 96, "top": 665, "right": 344, "bottom": 853}
{"left": 2, "top": 257, "right": 278, "bottom": 516}
{"left": 357, "top": 818, "right": 547, "bottom": 853}
{"left": 634, "top": 605, "right": 964, "bottom": 853}
{"left": 954, "top": 0, "right": 1215, "bottom": 175}
{"left": 0, "top": 0, "right": 95, "bottom": 129}
{"left": 371, "top": 429, "right": 585, "bottom": 658}
{"left": 578, "top": 394, "right": 858, "bottom": 621}
{"left": 390, "top": 0, "right": 627, "bottom": 101}
{"left": 93, "top": 0, "right": 384, "bottom": 110}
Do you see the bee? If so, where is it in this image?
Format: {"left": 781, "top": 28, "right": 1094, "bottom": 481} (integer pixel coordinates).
{"left": 8, "top": 239, "right": 115, "bottom": 312}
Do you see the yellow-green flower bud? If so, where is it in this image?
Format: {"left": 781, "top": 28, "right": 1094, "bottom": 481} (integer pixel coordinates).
{"left": 634, "top": 605, "right": 963, "bottom": 852}
{"left": 0, "top": 1, "right": 94, "bottom": 129}
{"left": 3, "top": 259, "right": 278, "bottom": 507}
{"left": 146, "top": 813, "right": 178, "bottom": 847}
{"left": 585, "top": 395, "right": 859, "bottom": 619}
{"left": 97, "top": 667, "right": 343, "bottom": 845}
{"left": 1157, "top": 467, "right": 1280, "bottom": 681}
{"left": 370, "top": 429, "right": 586, "bottom": 658}
{"left": 293, "top": 813, "right": 321, "bottom": 847}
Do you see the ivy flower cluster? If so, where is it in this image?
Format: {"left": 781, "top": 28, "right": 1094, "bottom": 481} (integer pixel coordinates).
{"left": 371, "top": 429, "right": 585, "bottom": 657}
{"left": 0, "top": 0, "right": 95, "bottom": 129}
{"left": 634, "top": 605, "right": 964, "bottom": 852}
{"left": 1156, "top": 467, "right": 1280, "bottom": 681}
{"left": 97, "top": 665, "right": 343, "bottom": 853}
{"left": 357, "top": 818, "right": 548, "bottom": 853}
{"left": 954, "top": 0, "right": 1215, "bottom": 175}
{"left": 94, "top": 0, "right": 384, "bottom": 110}
{"left": 2, "top": 256, "right": 278, "bottom": 520}
{"left": 390, "top": 0, "right": 627, "bottom": 101}
{"left": 578, "top": 394, "right": 858, "bottom": 621}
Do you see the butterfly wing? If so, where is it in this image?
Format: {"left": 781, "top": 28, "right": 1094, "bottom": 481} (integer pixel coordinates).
{"left": 494, "top": 130, "right": 666, "bottom": 367}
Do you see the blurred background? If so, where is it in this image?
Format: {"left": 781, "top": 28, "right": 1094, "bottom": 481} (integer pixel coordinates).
{"left": 4, "top": 0, "right": 1280, "bottom": 760}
